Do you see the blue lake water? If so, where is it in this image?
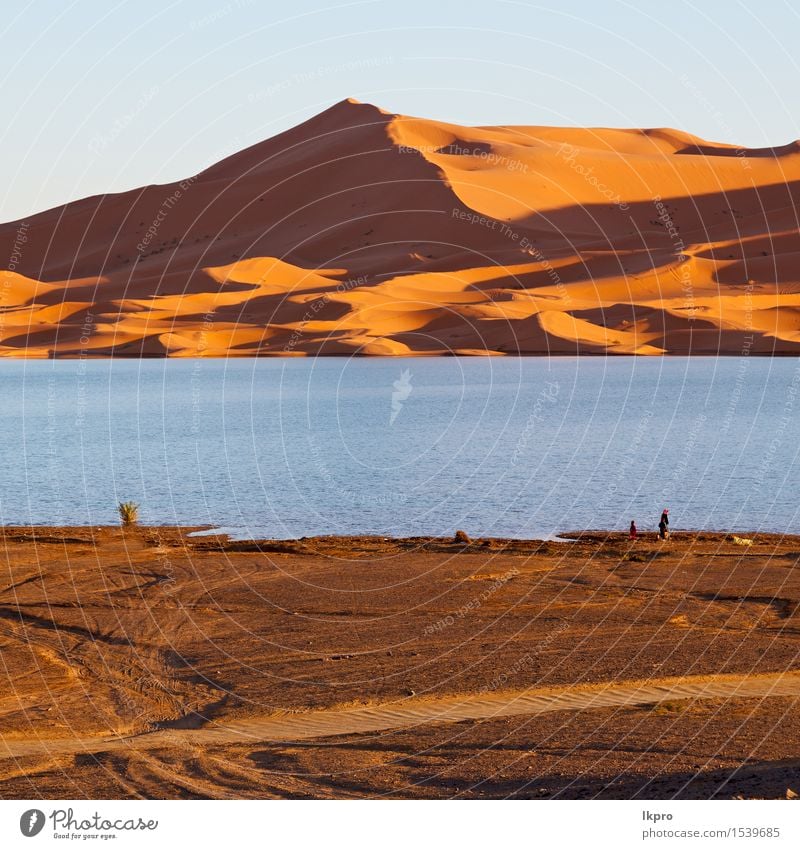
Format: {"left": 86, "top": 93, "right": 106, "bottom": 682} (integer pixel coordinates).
{"left": 0, "top": 357, "right": 798, "bottom": 538}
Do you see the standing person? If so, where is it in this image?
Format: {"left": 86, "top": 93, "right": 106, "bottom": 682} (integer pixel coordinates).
{"left": 629, "top": 520, "right": 637, "bottom": 541}
{"left": 659, "top": 509, "right": 669, "bottom": 540}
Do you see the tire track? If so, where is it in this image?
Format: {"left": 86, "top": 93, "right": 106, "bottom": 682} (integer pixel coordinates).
{"left": 2, "top": 670, "right": 799, "bottom": 762}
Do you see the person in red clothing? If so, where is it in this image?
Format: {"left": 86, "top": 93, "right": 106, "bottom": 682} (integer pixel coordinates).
{"left": 629, "top": 520, "right": 637, "bottom": 540}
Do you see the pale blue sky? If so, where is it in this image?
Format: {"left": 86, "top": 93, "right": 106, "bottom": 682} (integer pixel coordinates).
{"left": 2, "top": 0, "right": 799, "bottom": 222}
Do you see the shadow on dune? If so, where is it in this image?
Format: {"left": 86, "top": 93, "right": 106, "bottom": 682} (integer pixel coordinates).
{"left": 2, "top": 98, "right": 800, "bottom": 356}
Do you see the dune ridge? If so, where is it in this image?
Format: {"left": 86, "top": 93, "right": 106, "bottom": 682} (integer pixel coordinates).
{"left": 2, "top": 98, "right": 800, "bottom": 357}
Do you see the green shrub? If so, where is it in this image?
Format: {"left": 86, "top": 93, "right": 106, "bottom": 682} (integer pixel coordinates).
{"left": 118, "top": 501, "right": 140, "bottom": 526}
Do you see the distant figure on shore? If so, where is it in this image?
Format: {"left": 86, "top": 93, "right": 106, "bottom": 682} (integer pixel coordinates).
{"left": 659, "top": 509, "right": 670, "bottom": 540}
{"left": 629, "top": 521, "right": 637, "bottom": 541}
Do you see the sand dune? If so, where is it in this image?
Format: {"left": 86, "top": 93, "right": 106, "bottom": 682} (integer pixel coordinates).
{"left": 2, "top": 98, "right": 800, "bottom": 356}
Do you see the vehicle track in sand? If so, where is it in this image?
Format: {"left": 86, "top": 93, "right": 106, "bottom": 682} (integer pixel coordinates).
{"left": 2, "top": 670, "right": 798, "bottom": 762}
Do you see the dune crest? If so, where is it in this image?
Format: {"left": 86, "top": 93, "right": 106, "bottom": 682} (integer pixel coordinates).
{"left": 2, "top": 98, "right": 799, "bottom": 356}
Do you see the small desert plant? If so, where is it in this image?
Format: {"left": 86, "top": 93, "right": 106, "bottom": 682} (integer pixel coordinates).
{"left": 118, "top": 501, "right": 140, "bottom": 526}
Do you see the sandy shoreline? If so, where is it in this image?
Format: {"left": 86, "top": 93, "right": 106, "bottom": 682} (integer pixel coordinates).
{"left": 0, "top": 525, "right": 791, "bottom": 543}
{"left": 1, "top": 526, "right": 798, "bottom": 799}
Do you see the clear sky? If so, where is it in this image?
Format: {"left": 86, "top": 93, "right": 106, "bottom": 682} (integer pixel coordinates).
{"left": 2, "top": 0, "right": 799, "bottom": 222}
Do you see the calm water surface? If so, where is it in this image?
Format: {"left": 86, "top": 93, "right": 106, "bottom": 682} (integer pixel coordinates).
{"left": 0, "top": 357, "right": 798, "bottom": 538}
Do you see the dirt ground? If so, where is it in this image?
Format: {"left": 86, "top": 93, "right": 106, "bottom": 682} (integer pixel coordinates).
{"left": 0, "top": 527, "right": 799, "bottom": 799}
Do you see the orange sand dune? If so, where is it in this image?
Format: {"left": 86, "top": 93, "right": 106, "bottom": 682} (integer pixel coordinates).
{"left": 2, "top": 98, "right": 800, "bottom": 356}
